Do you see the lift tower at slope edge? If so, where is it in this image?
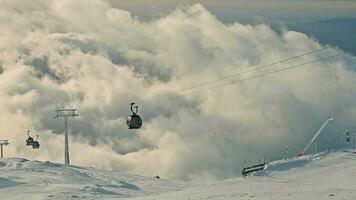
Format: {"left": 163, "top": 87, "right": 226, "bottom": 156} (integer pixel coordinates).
{"left": 55, "top": 109, "right": 79, "bottom": 165}
{"left": 0, "top": 140, "right": 9, "bottom": 159}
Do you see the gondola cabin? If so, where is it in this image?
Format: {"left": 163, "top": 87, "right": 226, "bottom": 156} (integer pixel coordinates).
{"left": 32, "top": 135, "right": 40, "bottom": 149}
{"left": 32, "top": 141, "right": 40, "bottom": 149}
{"left": 26, "top": 131, "right": 34, "bottom": 146}
{"left": 126, "top": 103, "right": 142, "bottom": 129}
{"left": 26, "top": 137, "right": 34, "bottom": 146}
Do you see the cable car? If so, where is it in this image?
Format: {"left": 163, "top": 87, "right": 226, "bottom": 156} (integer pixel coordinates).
{"left": 126, "top": 103, "right": 142, "bottom": 129}
{"left": 32, "top": 135, "right": 40, "bottom": 149}
{"left": 26, "top": 131, "right": 35, "bottom": 146}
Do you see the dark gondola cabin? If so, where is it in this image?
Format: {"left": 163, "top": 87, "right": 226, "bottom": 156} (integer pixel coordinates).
{"left": 32, "top": 135, "right": 40, "bottom": 149}
{"left": 32, "top": 141, "right": 40, "bottom": 149}
{"left": 26, "top": 131, "right": 34, "bottom": 146}
{"left": 126, "top": 103, "right": 142, "bottom": 129}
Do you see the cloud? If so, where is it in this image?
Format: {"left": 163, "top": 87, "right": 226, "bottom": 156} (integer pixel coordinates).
{"left": 106, "top": 0, "right": 356, "bottom": 20}
{"left": 1, "top": 0, "right": 356, "bottom": 182}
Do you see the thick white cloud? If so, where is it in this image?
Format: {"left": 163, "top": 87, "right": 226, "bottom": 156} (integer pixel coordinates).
{"left": 1, "top": 0, "right": 356, "bottom": 182}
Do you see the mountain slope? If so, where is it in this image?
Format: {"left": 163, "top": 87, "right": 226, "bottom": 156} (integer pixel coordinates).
{"left": 133, "top": 151, "right": 356, "bottom": 200}
{"left": 1, "top": 151, "right": 356, "bottom": 199}
{"left": 0, "top": 158, "right": 186, "bottom": 200}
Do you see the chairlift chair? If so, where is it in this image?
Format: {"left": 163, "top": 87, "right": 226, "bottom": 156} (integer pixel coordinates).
{"left": 126, "top": 103, "right": 142, "bottom": 129}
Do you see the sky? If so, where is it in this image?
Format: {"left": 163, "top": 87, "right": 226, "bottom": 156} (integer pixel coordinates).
{"left": 1, "top": 0, "right": 356, "bottom": 182}
{"left": 107, "top": 0, "right": 356, "bottom": 22}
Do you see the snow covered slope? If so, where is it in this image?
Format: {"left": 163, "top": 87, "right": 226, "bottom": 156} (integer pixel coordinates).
{"left": 1, "top": 151, "right": 356, "bottom": 200}
{"left": 0, "top": 158, "right": 186, "bottom": 199}
{"left": 133, "top": 151, "right": 356, "bottom": 200}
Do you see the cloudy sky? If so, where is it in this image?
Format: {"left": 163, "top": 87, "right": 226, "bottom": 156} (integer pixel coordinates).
{"left": 107, "top": 0, "right": 356, "bottom": 21}
{"left": 1, "top": 0, "right": 356, "bottom": 182}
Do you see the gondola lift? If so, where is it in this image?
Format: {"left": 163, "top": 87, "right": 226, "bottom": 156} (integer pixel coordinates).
{"left": 32, "top": 135, "right": 40, "bottom": 149}
{"left": 26, "top": 130, "right": 34, "bottom": 146}
{"left": 126, "top": 103, "right": 142, "bottom": 129}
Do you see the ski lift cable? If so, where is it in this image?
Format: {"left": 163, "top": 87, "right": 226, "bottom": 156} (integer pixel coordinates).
{"left": 177, "top": 52, "right": 344, "bottom": 96}
{"left": 138, "top": 52, "right": 344, "bottom": 109}
{"left": 131, "top": 50, "right": 346, "bottom": 130}
{"left": 155, "top": 36, "right": 356, "bottom": 99}
{"left": 136, "top": 37, "right": 356, "bottom": 108}
{"left": 144, "top": 47, "right": 330, "bottom": 103}
{"left": 175, "top": 46, "right": 330, "bottom": 94}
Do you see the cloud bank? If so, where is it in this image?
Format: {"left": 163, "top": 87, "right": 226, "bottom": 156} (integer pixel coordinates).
{"left": 1, "top": 0, "right": 356, "bottom": 181}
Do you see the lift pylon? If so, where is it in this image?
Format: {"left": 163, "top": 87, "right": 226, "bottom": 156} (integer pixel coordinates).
{"left": 0, "top": 140, "right": 9, "bottom": 159}
{"left": 55, "top": 108, "right": 79, "bottom": 165}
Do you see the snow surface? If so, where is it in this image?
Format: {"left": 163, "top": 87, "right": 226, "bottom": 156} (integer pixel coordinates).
{"left": 0, "top": 158, "right": 186, "bottom": 199}
{"left": 1, "top": 150, "right": 356, "bottom": 199}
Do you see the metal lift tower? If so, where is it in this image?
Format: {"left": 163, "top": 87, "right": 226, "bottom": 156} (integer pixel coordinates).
{"left": 55, "top": 109, "right": 79, "bottom": 165}
{"left": 0, "top": 140, "right": 9, "bottom": 159}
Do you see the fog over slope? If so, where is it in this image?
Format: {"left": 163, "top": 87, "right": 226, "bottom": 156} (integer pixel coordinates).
{"left": 0, "top": 0, "right": 356, "bottom": 181}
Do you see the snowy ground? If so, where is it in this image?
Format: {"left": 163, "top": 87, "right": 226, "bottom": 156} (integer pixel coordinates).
{"left": 1, "top": 150, "right": 356, "bottom": 200}
{"left": 0, "top": 158, "right": 186, "bottom": 200}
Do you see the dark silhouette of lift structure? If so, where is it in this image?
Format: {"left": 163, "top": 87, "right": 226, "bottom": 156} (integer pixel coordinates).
{"left": 0, "top": 140, "right": 9, "bottom": 159}
{"left": 242, "top": 156, "right": 268, "bottom": 176}
{"left": 55, "top": 108, "right": 79, "bottom": 165}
